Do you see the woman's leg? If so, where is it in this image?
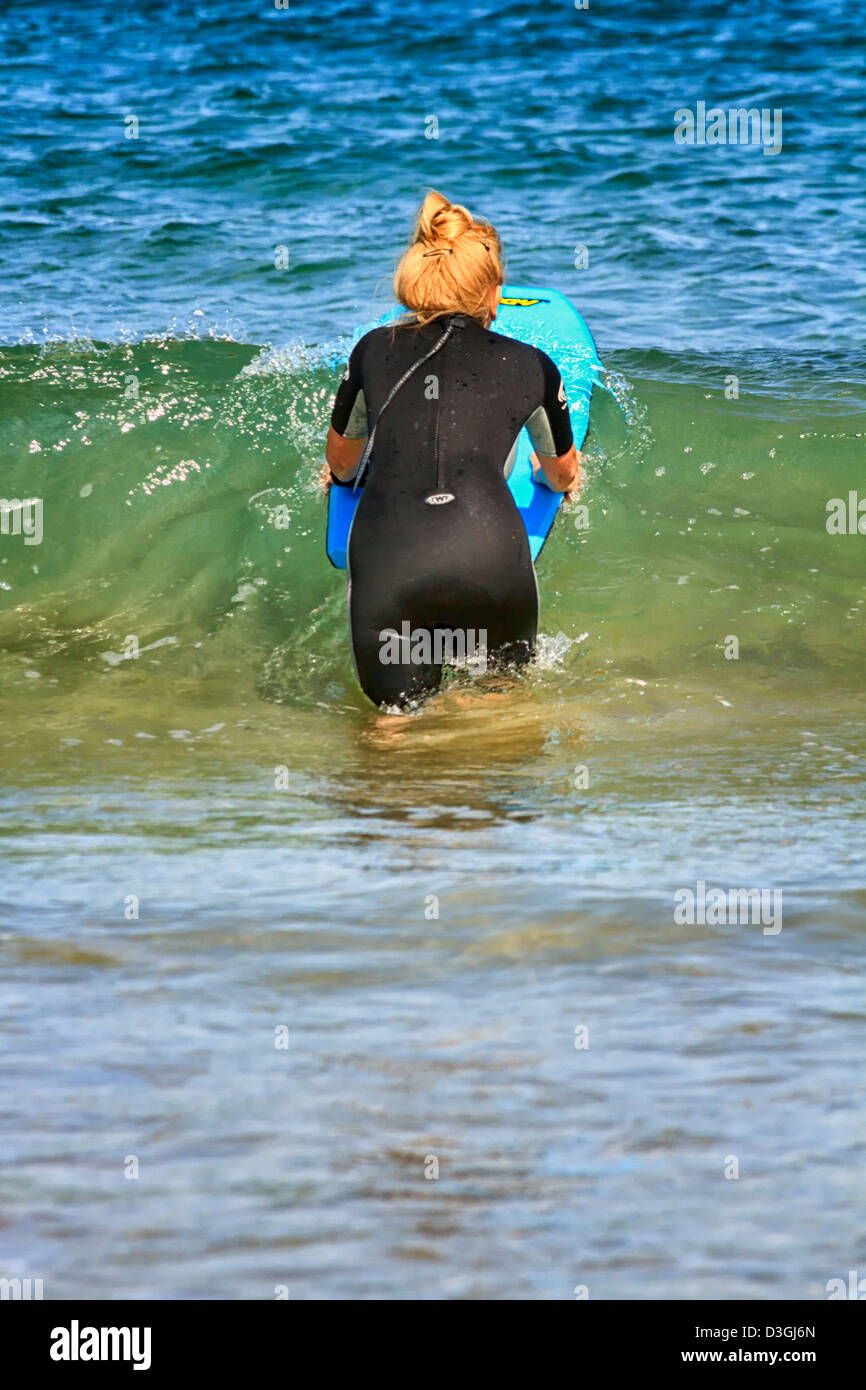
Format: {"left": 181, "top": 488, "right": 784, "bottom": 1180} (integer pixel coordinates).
{"left": 348, "top": 586, "right": 443, "bottom": 709}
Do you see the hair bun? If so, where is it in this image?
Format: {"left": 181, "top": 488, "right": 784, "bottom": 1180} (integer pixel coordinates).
{"left": 416, "top": 190, "right": 473, "bottom": 248}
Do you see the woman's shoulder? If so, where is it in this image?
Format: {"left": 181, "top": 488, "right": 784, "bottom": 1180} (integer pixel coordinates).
{"left": 350, "top": 323, "right": 390, "bottom": 354}
{"left": 486, "top": 326, "right": 550, "bottom": 371}
{"left": 350, "top": 321, "right": 415, "bottom": 361}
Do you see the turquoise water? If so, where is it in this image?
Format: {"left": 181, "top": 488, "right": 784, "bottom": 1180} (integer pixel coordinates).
{"left": 1, "top": 0, "right": 865, "bottom": 1300}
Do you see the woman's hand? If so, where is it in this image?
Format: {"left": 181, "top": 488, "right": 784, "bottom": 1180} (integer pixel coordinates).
{"left": 563, "top": 456, "right": 587, "bottom": 502}
{"left": 530, "top": 446, "right": 585, "bottom": 495}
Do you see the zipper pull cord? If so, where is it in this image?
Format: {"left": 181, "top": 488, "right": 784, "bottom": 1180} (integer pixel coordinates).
{"left": 433, "top": 332, "right": 446, "bottom": 495}
{"left": 352, "top": 323, "right": 455, "bottom": 493}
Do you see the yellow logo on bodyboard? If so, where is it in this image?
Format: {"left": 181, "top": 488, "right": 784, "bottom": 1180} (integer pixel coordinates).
{"left": 499, "top": 296, "right": 549, "bottom": 306}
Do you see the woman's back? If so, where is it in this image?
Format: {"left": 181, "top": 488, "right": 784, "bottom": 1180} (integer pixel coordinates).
{"left": 338, "top": 314, "right": 568, "bottom": 520}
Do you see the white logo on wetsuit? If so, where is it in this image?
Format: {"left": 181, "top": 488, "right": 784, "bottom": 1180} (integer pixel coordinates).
{"left": 425, "top": 492, "right": 455, "bottom": 506}
{"left": 557, "top": 380, "right": 567, "bottom": 408}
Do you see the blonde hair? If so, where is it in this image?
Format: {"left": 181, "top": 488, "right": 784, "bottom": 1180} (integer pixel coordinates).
{"left": 393, "top": 190, "right": 504, "bottom": 327}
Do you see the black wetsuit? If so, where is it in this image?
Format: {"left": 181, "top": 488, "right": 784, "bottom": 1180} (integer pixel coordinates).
{"left": 330, "top": 312, "right": 574, "bottom": 708}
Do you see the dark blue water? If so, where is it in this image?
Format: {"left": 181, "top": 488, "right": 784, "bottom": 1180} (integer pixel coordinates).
{"left": 1, "top": 0, "right": 863, "bottom": 350}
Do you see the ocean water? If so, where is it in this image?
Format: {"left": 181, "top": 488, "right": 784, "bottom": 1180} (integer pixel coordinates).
{"left": 1, "top": 0, "right": 864, "bottom": 1300}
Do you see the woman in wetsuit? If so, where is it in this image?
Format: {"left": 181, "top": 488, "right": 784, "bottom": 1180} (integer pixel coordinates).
{"left": 326, "top": 191, "right": 583, "bottom": 709}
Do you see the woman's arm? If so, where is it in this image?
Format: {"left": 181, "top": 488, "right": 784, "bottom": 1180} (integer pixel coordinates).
{"left": 325, "top": 427, "right": 367, "bottom": 483}
{"left": 325, "top": 338, "right": 369, "bottom": 486}
{"left": 525, "top": 349, "right": 583, "bottom": 493}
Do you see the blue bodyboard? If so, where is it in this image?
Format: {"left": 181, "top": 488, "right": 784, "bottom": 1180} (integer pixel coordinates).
{"left": 326, "top": 286, "right": 601, "bottom": 568}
